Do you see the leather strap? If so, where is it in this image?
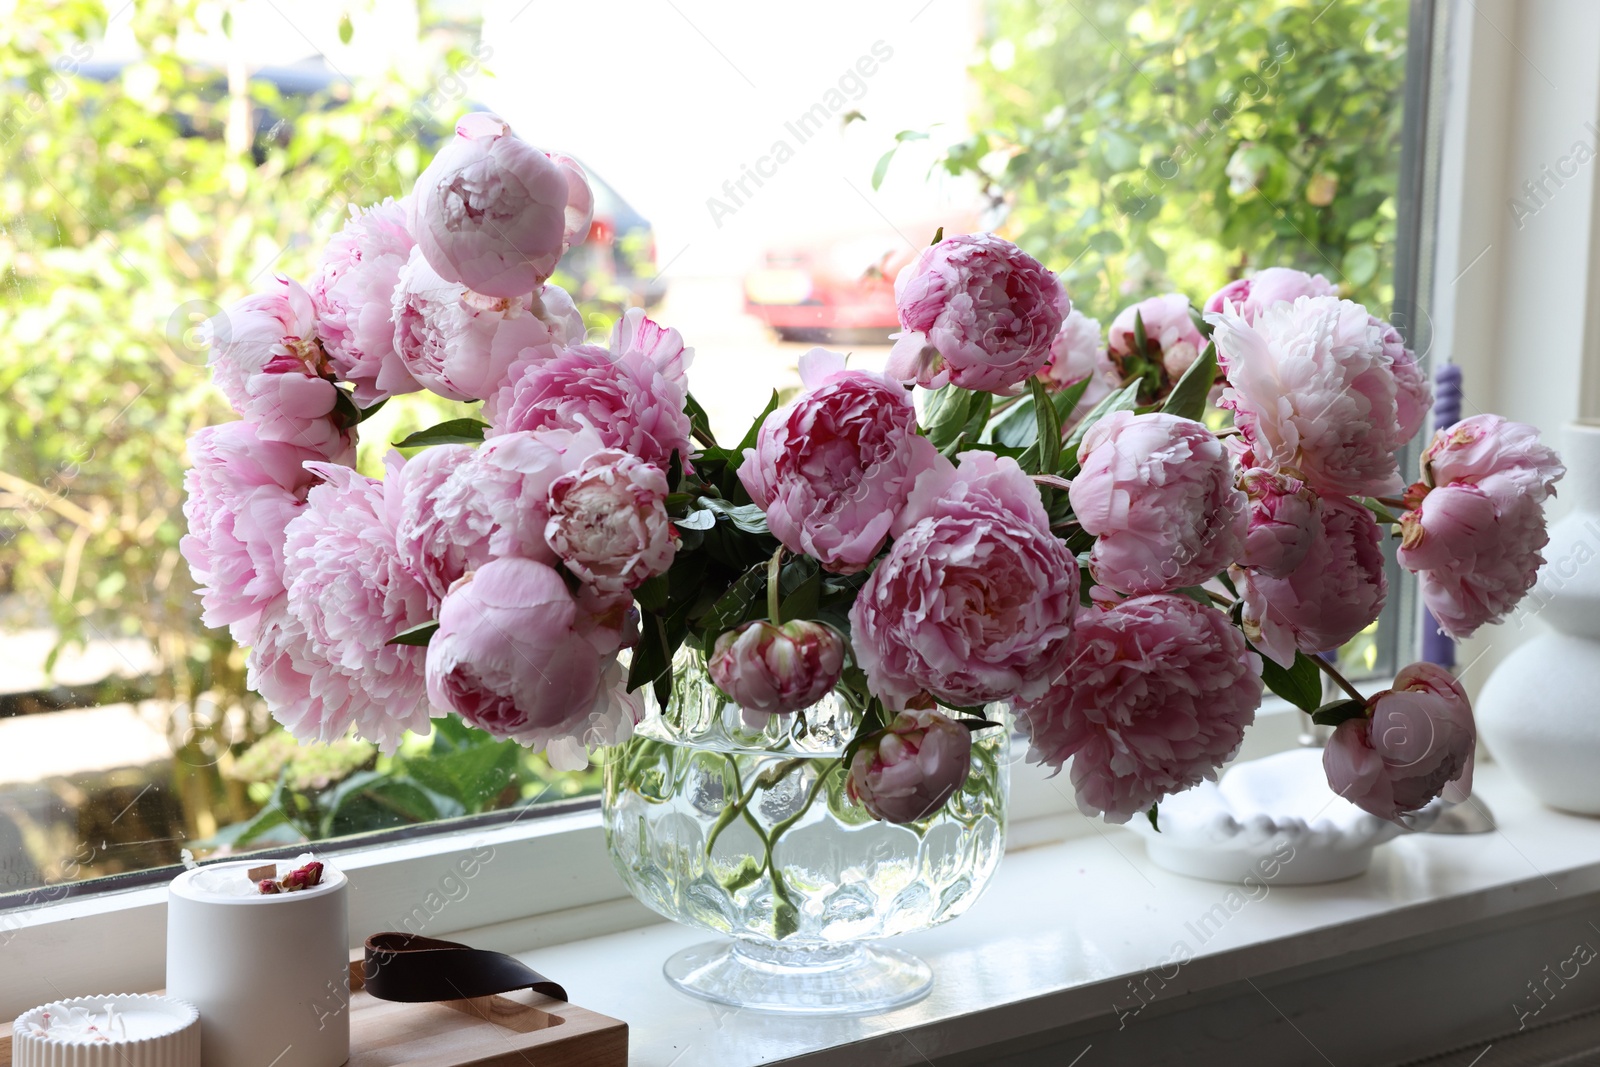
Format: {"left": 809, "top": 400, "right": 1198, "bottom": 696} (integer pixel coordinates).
{"left": 362, "top": 932, "right": 569, "bottom": 1004}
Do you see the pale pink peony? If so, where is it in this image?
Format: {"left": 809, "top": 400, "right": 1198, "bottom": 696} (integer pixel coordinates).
{"left": 489, "top": 310, "right": 694, "bottom": 471}
{"left": 1398, "top": 415, "right": 1564, "bottom": 639}
{"left": 1108, "top": 293, "right": 1206, "bottom": 381}
{"left": 1377, "top": 320, "right": 1432, "bottom": 443}
{"left": 410, "top": 113, "right": 589, "bottom": 298}
{"left": 846, "top": 709, "right": 973, "bottom": 824}
{"left": 738, "top": 348, "right": 942, "bottom": 574}
{"left": 1323, "top": 662, "right": 1475, "bottom": 820}
{"left": 1235, "top": 455, "right": 1319, "bottom": 579}
{"left": 395, "top": 427, "right": 602, "bottom": 604}
{"left": 1208, "top": 295, "right": 1408, "bottom": 497}
{"left": 310, "top": 197, "right": 420, "bottom": 405}
{"left": 180, "top": 421, "right": 347, "bottom": 645}
{"left": 546, "top": 450, "right": 677, "bottom": 593}
{"left": 1069, "top": 411, "right": 1247, "bottom": 595}
{"left": 1234, "top": 494, "right": 1387, "bottom": 668}
{"left": 1401, "top": 486, "right": 1551, "bottom": 640}
{"left": 707, "top": 619, "right": 846, "bottom": 726}
{"left": 425, "top": 556, "right": 636, "bottom": 770}
{"left": 1039, "top": 309, "right": 1118, "bottom": 424}
{"left": 550, "top": 153, "right": 595, "bottom": 253}
{"left": 885, "top": 232, "right": 1067, "bottom": 394}
{"left": 206, "top": 277, "right": 350, "bottom": 456}
{"left": 1203, "top": 267, "right": 1337, "bottom": 321}
{"left": 1420, "top": 414, "right": 1566, "bottom": 502}
{"left": 852, "top": 452, "right": 1079, "bottom": 708}
{"left": 274, "top": 455, "right": 435, "bottom": 751}
{"left": 1017, "top": 594, "right": 1262, "bottom": 823}
{"left": 391, "top": 247, "right": 583, "bottom": 402}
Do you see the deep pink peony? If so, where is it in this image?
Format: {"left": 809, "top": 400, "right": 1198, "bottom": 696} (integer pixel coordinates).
{"left": 546, "top": 450, "right": 677, "bottom": 593}
{"left": 1069, "top": 411, "right": 1247, "bottom": 595}
{"left": 1203, "top": 267, "right": 1337, "bottom": 322}
{"left": 852, "top": 452, "right": 1079, "bottom": 708}
{"left": 425, "top": 556, "right": 638, "bottom": 770}
{"left": 1108, "top": 293, "right": 1206, "bottom": 381}
{"left": 1323, "top": 662, "right": 1475, "bottom": 820}
{"left": 180, "top": 421, "right": 346, "bottom": 645}
{"left": 1017, "top": 594, "right": 1262, "bottom": 823}
{"left": 273, "top": 455, "right": 435, "bottom": 751}
{"left": 738, "top": 348, "right": 942, "bottom": 574}
{"left": 489, "top": 309, "right": 694, "bottom": 471}
{"left": 1234, "top": 448, "right": 1319, "bottom": 578}
{"left": 1039, "top": 308, "right": 1117, "bottom": 424}
{"left": 410, "top": 113, "right": 589, "bottom": 298}
{"left": 395, "top": 427, "right": 602, "bottom": 604}
{"left": 1397, "top": 415, "right": 1564, "bottom": 639}
{"left": 391, "top": 247, "right": 583, "bottom": 402}
{"left": 310, "top": 197, "right": 420, "bottom": 405}
{"left": 846, "top": 709, "right": 973, "bottom": 824}
{"left": 1208, "top": 295, "right": 1409, "bottom": 497}
{"left": 885, "top": 232, "right": 1067, "bottom": 394}
{"left": 1234, "top": 494, "right": 1387, "bottom": 668}
{"left": 707, "top": 619, "right": 846, "bottom": 726}
{"left": 206, "top": 277, "right": 350, "bottom": 457}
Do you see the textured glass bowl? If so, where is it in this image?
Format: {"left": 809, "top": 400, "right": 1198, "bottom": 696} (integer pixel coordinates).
{"left": 602, "top": 657, "right": 1008, "bottom": 1014}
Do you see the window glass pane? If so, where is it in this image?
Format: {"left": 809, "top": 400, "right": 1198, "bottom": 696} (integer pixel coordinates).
{"left": 0, "top": 0, "right": 1418, "bottom": 899}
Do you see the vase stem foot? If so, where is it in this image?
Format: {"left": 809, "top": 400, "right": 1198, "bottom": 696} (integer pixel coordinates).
{"left": 662, "top": 938, "right": 933, "bottom": 1015}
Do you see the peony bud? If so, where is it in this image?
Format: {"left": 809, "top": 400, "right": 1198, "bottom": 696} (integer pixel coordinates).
{"left": 846, "top": 709, "right": 972, "bottom": 824}
{"left": 707, "top": 619, "right": 845, "bottom": 725}
{"left": 1323, "top": 662, "right": 1475, "bottom": 821}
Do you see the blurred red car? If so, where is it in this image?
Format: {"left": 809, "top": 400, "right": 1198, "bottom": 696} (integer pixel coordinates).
{"left": 743, "top": 235, "right": 920, "bottom": 344}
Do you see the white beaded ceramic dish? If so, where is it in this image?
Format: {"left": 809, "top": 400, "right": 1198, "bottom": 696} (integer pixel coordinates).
{"left": 11, "top": 995, "right": 200, "bottom": 1067}
{"left": 1128, "top": 747, "right": 1442, "bottom": 884}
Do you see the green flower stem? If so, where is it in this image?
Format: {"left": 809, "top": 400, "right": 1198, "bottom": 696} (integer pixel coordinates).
{"left": 767, "top": 545, "right": 785, "bottom": 625}
{"left": 762, "top": 759, "right": 839, "bottom": 937}
{"left": 1311, "top": 654, "right": 1368, "bottom": 704}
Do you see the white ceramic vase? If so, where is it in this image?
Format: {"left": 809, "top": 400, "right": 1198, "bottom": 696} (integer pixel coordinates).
{"left": 1477, "top": 421, "right": 1600, "bottom": 814}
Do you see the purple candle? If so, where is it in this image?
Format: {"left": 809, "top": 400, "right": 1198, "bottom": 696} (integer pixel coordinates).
{"left": 1421, "top": 363, "right": 1462, "bottom": 667}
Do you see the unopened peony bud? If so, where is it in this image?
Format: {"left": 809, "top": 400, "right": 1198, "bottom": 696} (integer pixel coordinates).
{"left": 707, "top": 619, "right": 845, "bottom": 724}
{"left": 846, "top": 709, "right": 972, "bottom": 824}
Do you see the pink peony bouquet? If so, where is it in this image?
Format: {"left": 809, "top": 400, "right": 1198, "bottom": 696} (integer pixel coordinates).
{"left": 183, "top": 114, "right": 1563, "bottom": 832}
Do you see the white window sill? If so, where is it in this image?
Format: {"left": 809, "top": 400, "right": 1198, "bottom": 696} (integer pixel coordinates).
{"left": 496, "top": 763, "right": 1600, "bottom": 1066}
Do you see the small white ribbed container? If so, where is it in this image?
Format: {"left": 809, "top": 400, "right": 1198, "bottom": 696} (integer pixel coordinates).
{"left": 12, "top": 995, "right": 200, "bottom": 1067}
{"left": 166, "top": 859, "right": 349, "bottom": 1067}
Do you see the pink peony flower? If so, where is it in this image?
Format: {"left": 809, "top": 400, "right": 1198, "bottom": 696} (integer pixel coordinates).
{"left": 391, "top": 247, "right": 583, "bottom": 402}
{"left": 885, "top": 232, "right": 1067, "bottom": 394}
{"left": 1420, "top": 414, "right": 1566, "bottom": 501}
{"left": 1039, "top": 308, "right": 1118, "bottom": 424}
{"left": 1378, "top": 320, "right": 1432, "bottom": 443}
{"left": 425, "top": 556, "right": 637, "bottom": 770}
{"left": 1208, "top": 295, "right": 1409, "bottom": 497}
{"left": 395, "top": 427, "right": 602, "bottom": 604}
{"left": 546, "top": 450, "right": 677, "bottom": 593}
{"left": 707, "top": 619, "right": 846, "bottom": 725}
{"left": 1401, "top": 487, "right": 1551, "bottom": 640}
{"left": 1323, "top": 662, "right": 1475, "bottom": 820}
{"left": 549, "top": 152, "right": 595, "bottom": 252}
{"left": 846, "top": 709, "right": 973, "bottom": 824}
{"left": 310, "top": 197, "right": 420, "bottom": 405}
{"left": 738, "top": 348, "right": 942, "bottom": 574}
{"left": 852, "top": 452, "right": 1079, "bottom": 708}
{"left": 1069, "top": 411, "right": 1247, "bottom": 595}
{"left": 489, "top": 309, "right": 694, "bottom": 471}
{"left": 1397, "top": 415, "right": 1564, "bottom": 639}
{"left": 1017, "top": 594, "right": 1262, "bottom": 823}
{"left": 273, "top": 456, "right": 435, "bottom": 751}
{"left": 1108, "top": 293, "right": 1206, "bottom": 382}
{"left": 1203, "top": 267, "right": 1337, "bottom": 322}
{"left": 1234, "top": 494, "right": 1387, "bottom": 668}
{"left": 410, "top": 113, "right": 589, "bottom": 298}
{"left": 206, "top": 277, "right": 350, "bottom": 456}
{"left": 1235, "top": 454, "right": 1319, "bottom": 579}
{"left": 180, "top": 421, "right": 348, "bottom": 645}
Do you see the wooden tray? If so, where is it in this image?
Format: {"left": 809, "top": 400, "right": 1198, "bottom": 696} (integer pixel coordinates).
{"left": 1, "top": 958, "right": 627, "bottom": 1067}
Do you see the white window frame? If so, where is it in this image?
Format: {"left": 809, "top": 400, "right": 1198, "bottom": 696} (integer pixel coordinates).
{"left": 11, "top": 0, "right": 1596, "bottom": 1020}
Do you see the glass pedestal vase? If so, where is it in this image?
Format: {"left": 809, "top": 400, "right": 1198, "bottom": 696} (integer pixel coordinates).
{"left": 602, "top": 658, "right": 1009, "bottom": 1015}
